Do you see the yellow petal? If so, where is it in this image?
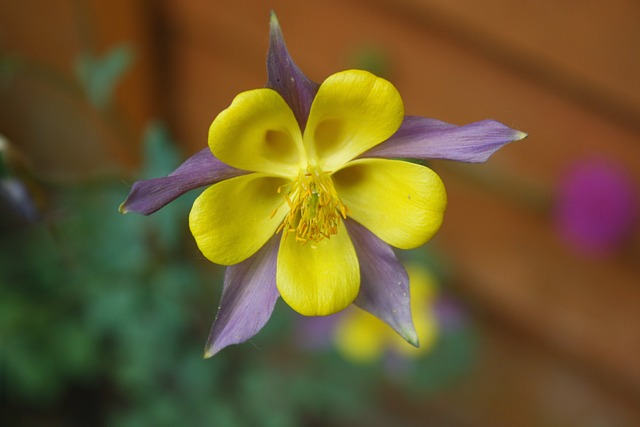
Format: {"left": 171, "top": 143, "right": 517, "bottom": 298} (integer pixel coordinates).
{"left": 209, "top": 88, "right": 304, "bottom": 177}
{"left": 333, "top": 309, "right": 386, "bottom": 363}
{"left": 189, "top": 173, "right": 289, "bottom": 265}
{"left": 304, "top": 70, "right": 404, "bottom": 171}
{"left": 333, "top": 158, "right": 446, "bottom": 249}
{"left": 276, "top": 222, "right": 359, "bottom": 316}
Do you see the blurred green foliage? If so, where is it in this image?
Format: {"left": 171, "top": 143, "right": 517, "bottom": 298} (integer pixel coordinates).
{"left": 75, "top": 44, "right": 134, "bottom": 110}
{"left": 5, "top": 124, "right": 475, "bottom": 427}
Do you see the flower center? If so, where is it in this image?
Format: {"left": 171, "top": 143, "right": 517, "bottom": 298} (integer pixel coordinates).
{"left": 276, "top": 166, "right": 348, "bottom": 244}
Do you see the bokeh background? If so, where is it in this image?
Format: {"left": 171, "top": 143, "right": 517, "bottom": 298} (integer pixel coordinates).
{"left": 1, "top": 0, "right": 639, "bottom": 426}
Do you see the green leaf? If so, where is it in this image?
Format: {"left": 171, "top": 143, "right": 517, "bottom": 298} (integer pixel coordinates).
{"left": 139, "top": 122, "right": 195, "bottom": 252}
{"left": 409, "top": 324, "right": 477, "bottom": 394}
{"left": 0, "top": 51, "right": 21, "bottom": 84}
{"left": 75, "top": 44, "right": 134, "bottom": 109}
{"left": 141, "top": 122, "right": 181, "bottom": 179}
{"left": 349, "top": 46, "right": 391, "bottom": 78}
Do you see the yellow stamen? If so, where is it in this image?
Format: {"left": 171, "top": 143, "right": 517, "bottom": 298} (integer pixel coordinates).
{"left": 278, "top": 166, "right": 348, "bottom": 244}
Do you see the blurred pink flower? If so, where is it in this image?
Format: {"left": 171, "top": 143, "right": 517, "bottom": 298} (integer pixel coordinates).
{"left": 554, "top": 158, "right": 638, "bottom": 256}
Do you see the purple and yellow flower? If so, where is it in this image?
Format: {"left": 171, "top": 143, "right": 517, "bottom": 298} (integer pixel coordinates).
{"left": 120, "top": 12, "right": 526, "bottom": 357}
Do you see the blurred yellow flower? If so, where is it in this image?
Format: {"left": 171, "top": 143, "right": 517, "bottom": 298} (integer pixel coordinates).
{"left": 333, "top": 263, "right": 439, "bottom": 363}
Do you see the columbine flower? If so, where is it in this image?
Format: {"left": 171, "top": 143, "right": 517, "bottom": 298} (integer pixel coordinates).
{"left": 120, "top": 12, "right": 526, "bottom": 357}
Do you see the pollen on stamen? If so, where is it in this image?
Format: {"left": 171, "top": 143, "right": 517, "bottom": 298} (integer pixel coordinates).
{"left": 277, "top": 166, "right": 348, "bottom": 245}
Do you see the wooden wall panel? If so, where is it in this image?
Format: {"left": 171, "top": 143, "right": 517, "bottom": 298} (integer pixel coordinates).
{"left": 393, "top": 0, "right": 640, "bottom": 117}
{"left": 0, "top": 0, "right": 157, "bottom": 174}
{"left": 158, "top": 1, "right": 640, "bottom": 423}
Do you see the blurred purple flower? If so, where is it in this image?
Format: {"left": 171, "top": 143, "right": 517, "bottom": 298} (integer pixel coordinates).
{"left": 554, "top": 158, "right": 638, "bottom": 255}
{"left": 0, "top": 136, "right": 40, "bottom": 229}
{"left": 294, "top": 313, "right": 344, "bottom": 351}
{"left": 0, "top": 179, "right": 39, "bottom": 224}
{"left": 432, "top": 295, "right": 467, "bottom": 332}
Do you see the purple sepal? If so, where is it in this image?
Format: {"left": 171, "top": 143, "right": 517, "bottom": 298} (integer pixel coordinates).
{"left": 345, "top": 219, "right": 419, "bottom": 346}
{"left": 363, "top": 116, "right": 527, "bottom": 163}
{"left": 120, "top": 148, "right": 248, "bottom": 215}
{"left": 266, "top": 11, "right": 319, "bottom": 131}
{"left": 203, "top": 234, "right": 281, "bottom": 357}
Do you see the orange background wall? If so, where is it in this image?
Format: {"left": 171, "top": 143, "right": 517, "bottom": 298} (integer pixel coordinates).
{"left": 1, "top": 1, "right": 639, "bottom": 425}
